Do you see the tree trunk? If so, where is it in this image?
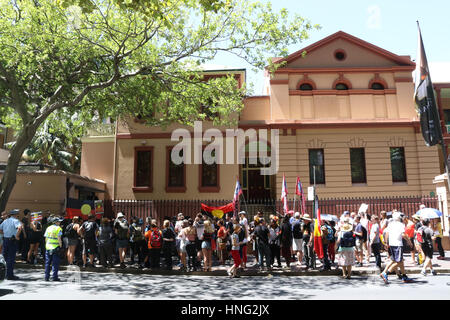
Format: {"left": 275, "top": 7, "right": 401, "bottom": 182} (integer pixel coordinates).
{"left": 0, "top": 124, "right": 38, "bottom": 212}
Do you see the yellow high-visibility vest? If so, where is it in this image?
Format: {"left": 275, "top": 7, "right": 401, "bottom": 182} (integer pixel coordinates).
{"left": 45, "top": 225, "right": 62, "bottom": 250}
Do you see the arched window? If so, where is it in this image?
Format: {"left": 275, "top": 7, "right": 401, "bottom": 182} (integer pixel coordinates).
{"left": 335, "top": 83, "right": 349, "bottom": 90}
{"left": 299, "top": 83, "right": 313, "bottom": 91}
{"left": 371, "top": 82, "right": 385, "bottom": 90}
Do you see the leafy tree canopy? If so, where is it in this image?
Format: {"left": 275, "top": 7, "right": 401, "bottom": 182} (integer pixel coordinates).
{"left": 0, "top": 0, "right": 319, "bottom": 210}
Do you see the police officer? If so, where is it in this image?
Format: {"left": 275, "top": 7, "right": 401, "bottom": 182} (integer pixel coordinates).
{"left": 0, "top": 209, "right": 23, "bottom": 280}
{"left": 44, "top": 216, "right": 63, "bottom": 281}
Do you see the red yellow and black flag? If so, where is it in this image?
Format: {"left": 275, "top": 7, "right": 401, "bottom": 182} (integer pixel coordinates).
{"left": 201, "top": 202, "right": 234, "bottom": 220}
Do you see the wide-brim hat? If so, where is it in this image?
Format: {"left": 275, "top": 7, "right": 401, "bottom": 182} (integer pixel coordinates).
{"left": 239, "top": 211, "right": 246, "bottom": 215}
{"left": 301, "top": 214, "right": 312, "bottom": 221}
{"left": 412, "top": 214, "right": 420, "bottom": 221}
{"left": 341, "top": 223, "right": 353, "bottom": 232}
{"left": 117, "top": 212, "right": 125, "bottom": 218}
{"left": 9, "top": 209, "right": 20, "bottom": 215}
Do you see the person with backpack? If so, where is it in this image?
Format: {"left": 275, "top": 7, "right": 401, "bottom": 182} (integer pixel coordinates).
{"left": 336, "top": 217, "right": 355, "bottom": 279}
{"left": 327, "top": 220, "right": 337, "bottom": 266}
{"left": 254, "top": 218, "right": 272, "bottom": 271}
{"left": 113, "top": 212, "right": 129, "bottom": 269}
{"left": 418, "top": 218, "right": 437, "bottom": 276}
{"left": 129, "top": 217, "right": 146, "bottom": 267}
{"left": 80, "top": 214, "right": 99, "bottom": 268}
{"left": 65, "top": 216, "right": 81, "bottom": 265}
{"left": 182, "top": 219, "right": 198, "bottom": 271}
{"left": 320, "top": 220, "right": 333, "bottom": 271}
{"left": 291, "top": 212, "right": 304, "bottom": 267}
{"left": 97, "top": 217, "right": 114, "bottom": 268}
{"left": 145, "top": 219, "right": 163, "bottom": 269}
{"left": 380, "top": 211, "right": 413, "bottom": 284}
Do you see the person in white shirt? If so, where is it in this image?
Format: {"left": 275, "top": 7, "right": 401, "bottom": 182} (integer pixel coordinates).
{"left": 379, "top": 212, "right": 413, "bottom": 284}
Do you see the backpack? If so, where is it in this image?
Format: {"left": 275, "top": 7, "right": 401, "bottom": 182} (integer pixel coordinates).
{"left": 340, "top": 231, "right": 356, "bottom": 247}
{"left": 150, "top": 229, "right": 162, "bottom": 248}
{"left": 84, "top": 221, "right": 97, "bottom": 239}
{"left": 292, "top": 221, "right": 303, "bottom": 239}
{"left": 416, "top": 227, "right": 425, "bottom": 244}
{"left": 132, "top": 225, "right": 144, "bottom": 242}
{"left": 65, "top": 223, "right": 78, "bottom": 239}
{"left": 326, "top": 225, "right": 335, "bottom": 242}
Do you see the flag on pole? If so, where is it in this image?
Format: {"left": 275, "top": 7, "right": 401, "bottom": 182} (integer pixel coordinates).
{"left": 414, "top": 22, "right": 442, "bottom": 147}
{"left": 295, "top": 177, "right": 306, "bottom": 215}
{"left": 233, "top": 178, "right": 243, "bottom": 209}
{"left": 313, "top": 200, "right": 324, "bottom": 259}
{"left": 281, "top": 174, "right": 289, "bottom": 214}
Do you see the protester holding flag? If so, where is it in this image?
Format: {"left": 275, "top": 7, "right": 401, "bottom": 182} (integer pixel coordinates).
{"left": 281, "top": 174, "right": 289, "bottom": 214}
{"left": 233, "top": 179, "right": 243, "bottom": 215}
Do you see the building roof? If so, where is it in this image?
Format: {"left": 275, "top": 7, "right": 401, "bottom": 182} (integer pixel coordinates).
{"left": 267, "top": 30, "right": 415, "bottom": 69}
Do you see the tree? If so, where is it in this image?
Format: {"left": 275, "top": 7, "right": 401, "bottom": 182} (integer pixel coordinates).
{"left": 0, "top": 0, "right": 319, "bottom": 211}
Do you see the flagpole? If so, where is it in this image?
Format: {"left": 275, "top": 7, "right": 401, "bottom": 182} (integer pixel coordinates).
{"left": 417, "top": 21, "right": 450, "bottom": 194}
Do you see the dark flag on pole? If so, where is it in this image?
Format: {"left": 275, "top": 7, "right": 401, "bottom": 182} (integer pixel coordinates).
{"left": 414, "top": 22, "right": 442, "bottom": 147}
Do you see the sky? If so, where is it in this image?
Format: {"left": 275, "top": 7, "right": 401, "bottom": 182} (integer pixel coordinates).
{"left": 212, "top": 0, "right": 450, "bottom": 95}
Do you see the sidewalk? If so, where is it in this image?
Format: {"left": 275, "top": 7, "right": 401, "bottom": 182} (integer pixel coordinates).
{"left": 14, "top": 251, "right": 450, "bottom": 277}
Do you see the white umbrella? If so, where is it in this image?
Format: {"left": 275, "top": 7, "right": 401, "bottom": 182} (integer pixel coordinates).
{"left": 321, "top": 214, "right": 339, "bottom": 223}
{"left": 416, "top": 208, "right": 442, "bottom": 219}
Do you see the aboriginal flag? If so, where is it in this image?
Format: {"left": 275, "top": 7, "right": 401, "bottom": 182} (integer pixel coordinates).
{"left": 414, "top": 22, "right": 442, "bottom": 147}
{"left": 66, "top": 198, "right": 103, "bottom": 220}
{"left": 201, "top": 202, "right": 234, "bottom": 220}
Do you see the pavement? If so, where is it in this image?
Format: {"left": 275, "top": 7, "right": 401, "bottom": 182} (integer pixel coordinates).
{"left": 12, "top": 250, "right": 450, "bottom": 277}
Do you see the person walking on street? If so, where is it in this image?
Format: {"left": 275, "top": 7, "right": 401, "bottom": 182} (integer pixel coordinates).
{"left": 320, "top": 220, "right": 333, "bottom": 271}
{"left": 80, "top": 214, "right": 99, "bottom": 268}
{"left": 336, "top": 217, "right": 355, "bottom": 279}
{"left": 44, "top": 216, "right": 63, "bottom": 281}
{"left": 201, "top": 220, "right": 214, "bottom": 272}
{"left": 114, "top": 212, "right": 129, "bottom": 269}
{"left": 380, "top": 211, "right": 413, "bottom": 284}
{"left": 0, "top": 209, "right": 23, "bottom": 280}
{"left": 418, "top": 218, "right": 437, "bottom": 276}
{"left": 369, "top": 215, "right": 382, "bottom": 272}
{"left": 353, "top": 215, "right": 364, "bottom": 267}
{"left": 434, "top": 220, "right": 445, "bottom": 260}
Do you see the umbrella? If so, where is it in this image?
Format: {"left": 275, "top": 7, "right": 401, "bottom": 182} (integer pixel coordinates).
{"left": 321, "top": 214, "right": 339, "bottom": 223}
{"left": 416, "top": 208, "right": 442, "bottom": 219}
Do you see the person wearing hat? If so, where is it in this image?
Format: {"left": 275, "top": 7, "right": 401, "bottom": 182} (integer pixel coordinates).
{"left": 44, "top": 216, "right": 64, "bottom": 281}
{"left": 380, "top": 211, "right": 413, "bottom": 284}
{"left": 291, "top": 212, "right": 304, "bottom": 267}
{"left": 336, "top": 217, "right": 355, "bottom": 279}
{"left": 0, "top": 209, "right": 23, "bottom": 280}
{"left": 412, "top": 214, "right": 424, "bottom": 265}
{"left": 114, "top": 212, "right": 129, "bottom": 269}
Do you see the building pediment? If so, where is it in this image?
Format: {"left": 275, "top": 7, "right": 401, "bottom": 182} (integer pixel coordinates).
{"left": 273, "top": 31, "right": 415, "bottom": 71}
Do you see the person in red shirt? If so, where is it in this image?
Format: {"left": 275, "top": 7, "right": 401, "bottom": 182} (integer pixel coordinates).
{"left": 144, "top": 219, "right": 162, "bottom": 269}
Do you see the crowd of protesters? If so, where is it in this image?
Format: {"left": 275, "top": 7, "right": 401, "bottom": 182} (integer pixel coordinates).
{"left": 0, "top": 204, "right": 447, "bottom": 281}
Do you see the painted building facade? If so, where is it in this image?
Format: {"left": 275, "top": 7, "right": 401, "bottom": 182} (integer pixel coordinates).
{"left": 81, "top": 31, "right": 442, "bottom": 202}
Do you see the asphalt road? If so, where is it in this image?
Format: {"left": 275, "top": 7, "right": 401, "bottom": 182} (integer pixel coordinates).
{"left": 1, "top": 268, "right": 450, "bottom": 300}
